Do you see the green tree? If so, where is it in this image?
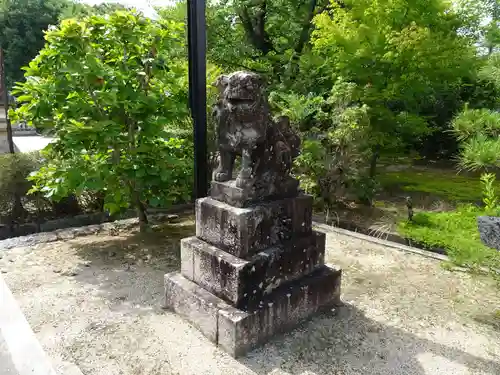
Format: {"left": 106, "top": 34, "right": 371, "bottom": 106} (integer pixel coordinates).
{"left": 60, "top": 1, "right": 130, "bottom": 20}
{"left": 451, "top": 106, "right": 500, "bottom": 171}
{"left": 270, "top": 78, "right": 376, "bottom": 206}
{"left": 11, "top": 10, "right": 193, "bottom": 231}
{"left": 0, "top": 0, "right": 71, "bottom": 89}
{"left": 457, "top": 0, "right": 500, "bottom": 55}
{"left": 450, "top": 105, "right": 500, "bottom": 215}
{"left": 157, "top": 0, "right": 330, "bottom": 86}
{"left": 310, "top": 0, "right": 478, "bottom": 167}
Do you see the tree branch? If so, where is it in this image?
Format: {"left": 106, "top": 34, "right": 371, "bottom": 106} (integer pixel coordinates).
{"left": 213, "top": 56, "right": 267, "bottom": 74}
{"left": 294, "top": 0, "right": 319, "bottom": 55}
{"left": 294, "top": 0, "right": 345, "bottom": 55}
{"left": 237, "top": 0, "right": 275, "bottom": 55}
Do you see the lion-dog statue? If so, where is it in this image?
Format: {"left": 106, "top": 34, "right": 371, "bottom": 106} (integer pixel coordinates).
{"left": 212, "top": 71, "right": 301, "bottom": 199}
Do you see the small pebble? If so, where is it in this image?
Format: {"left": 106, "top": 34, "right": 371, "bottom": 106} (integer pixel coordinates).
{"left": 61, "top": 269, "right": 78, "bottom": 277}
{"left": 1, "top": 270, "right": 7, "bottom": 274}
{"left": 167, "top": 214, "right": 179, "bottom": 222}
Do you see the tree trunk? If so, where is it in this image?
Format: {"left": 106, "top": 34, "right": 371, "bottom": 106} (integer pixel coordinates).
{"left": 125, "top": 120, "right": 148, "bottom": 232}
{"left": 132, "top": 188, "right": 148, "bottom": 232}
{"left": 9, "top": 194, "right": 24, "bottom": 233}
{"left": 369, "top": 146, "right": 380, "bottom": 179}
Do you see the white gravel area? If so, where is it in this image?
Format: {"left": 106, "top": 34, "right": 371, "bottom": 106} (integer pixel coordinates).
{"left": 0, "top": 218, "right": 499, "bottom": 375}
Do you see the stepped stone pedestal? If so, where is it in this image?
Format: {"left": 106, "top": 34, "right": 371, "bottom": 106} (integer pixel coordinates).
{"left": 164, "top": 71, "right": 342, "bottom": 357}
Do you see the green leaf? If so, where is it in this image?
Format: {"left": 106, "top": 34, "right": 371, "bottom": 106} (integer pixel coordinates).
{"left": 104, "top": 202, "right": 121, "bottom": 214}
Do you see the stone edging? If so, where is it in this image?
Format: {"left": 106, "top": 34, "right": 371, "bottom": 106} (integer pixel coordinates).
{"left": 0, "top": 203, "right": 446, "bottom": 260}
{"left": 0, "top": 209, "right": 194, "bottom": 251}
{"left": 312, "top": 214, "right": 447, "bottom": 256}
{"left": 0, "top": 203, "right": 196, "bottom": 241}
{"left": 313, "top": 222, "right": 449, "bottom": 262}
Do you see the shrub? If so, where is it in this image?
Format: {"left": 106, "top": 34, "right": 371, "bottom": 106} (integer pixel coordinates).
{"left": 0, "top": 152, "right": 43, "bottom": 219}
{"left": 398, "top": 205, "right": 500, "bottom": 278}
{"left": 270, "top": 79, "right": 375, "bottom": 207}
{"left": 451, "top": 107, "right": 500, "bottom": 171}
{"left": 451, "top": 106, "right": 500, "bottom": 211}
{"left": 12, "top": 10, "right": 193, "bottom": 230}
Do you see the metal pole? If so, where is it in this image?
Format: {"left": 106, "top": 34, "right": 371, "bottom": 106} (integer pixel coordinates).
{"left": 0, "top": 48, "right": 15, "bottom": 154}
{"left": 187, "top": 0, "right": 208, "bottom": 199}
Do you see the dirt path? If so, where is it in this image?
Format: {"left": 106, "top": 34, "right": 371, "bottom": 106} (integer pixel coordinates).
{"left": 0, "top": 218, "right": 499, "bottom": 375}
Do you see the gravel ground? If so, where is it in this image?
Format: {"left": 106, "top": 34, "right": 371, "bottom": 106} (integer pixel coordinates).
{"left": 1, "top": 217, "right": 499, "bottom": 375}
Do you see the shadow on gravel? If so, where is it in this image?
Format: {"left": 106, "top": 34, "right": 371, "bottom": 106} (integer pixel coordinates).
{"left": 59, "top": 215, "right": 499, "bottom": 375}
{"left": 239, "top": 303, "right": 500, "bottom": 375}
{"left": 67, "top": 217, "right": 195, "bottom": 313}
{"left": 473, "top": 312, "right": 500, "bottom": 333}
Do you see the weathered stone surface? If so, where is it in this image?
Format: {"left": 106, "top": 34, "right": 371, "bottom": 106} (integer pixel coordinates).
{"left": 180, "top": 238, "right": 195, "bottom": 280}
{"left": 212, "top": 71, "right": 301, "bottom": 204}
{"left": 0, "top": 225, "right": 9, "bottom": 240}
{"left": 165, "top": 71, "right": 343, "bottom": 358}
{"left": 39, "top": 213, "right": 106, "bottom": 233}
{"left": 210, "top": 178, "right": 299, "bottom": 208}
{"left": 164, "top": 272, "right": 230, "bottom": 343}
{"left": 163, "top": 265, "right": 342, "bottom": 358}
{"left": 478, "top": 216, "right": 500, "bottom": 251}
{"left": 181, "top": 232, "right": 326, "bottom": 308}
{"left": 196, "top": 195, "right": 313, "bottom": 258}
{"left": 219, "top": 265, "right": 341, "bottom": 357}
{"left": 13, "top": 224, "right": 38, "bottom": 238}
{"left": 55, "top": 228, "right": 76, "bottom": 241}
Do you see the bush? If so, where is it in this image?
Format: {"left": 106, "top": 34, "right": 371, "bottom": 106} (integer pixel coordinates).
{"left": 0, "top": 152, "right": 43, "bottom": 221}
{"left": 270, "top": 79, "right": 375, "bottom": 207}
{"left": 451, "top": 107, "right": 500, "bottom": 171}
{"left": 12, "top": 10, "right": 193, "bottom": 230}
{"left": 398, "top": 205, "right": 500, "bottom": 278}
{"left": 0, "top": 152, "right": 108, "bottom": 226}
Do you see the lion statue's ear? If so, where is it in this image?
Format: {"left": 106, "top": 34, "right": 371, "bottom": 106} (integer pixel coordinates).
{"left": 213, "top": 75, "right": 229, "bottom": 91}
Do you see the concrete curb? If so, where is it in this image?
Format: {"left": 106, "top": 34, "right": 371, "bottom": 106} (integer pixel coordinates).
{"left": 313, "top": 222, "right": 449, "bottom": 262}
{"left": 0, "top": 273, "right": 59, "bottom": 375}
{"left": 0, "top": 209, "right": 194, "bottom": 251}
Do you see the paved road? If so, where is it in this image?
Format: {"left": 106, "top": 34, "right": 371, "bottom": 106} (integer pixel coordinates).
{"left": 0, "top": 274, "right": 58, "bottom": 375}
{"left": 12, "top": 136, "right": 54, "bottom": 153}
{"left": 0, "top": 336, "right": 18, "bottom": 375}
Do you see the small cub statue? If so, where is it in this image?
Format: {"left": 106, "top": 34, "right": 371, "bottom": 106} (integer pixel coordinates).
{"left": 212, "top": 71, "right": 301, "bottom": 199}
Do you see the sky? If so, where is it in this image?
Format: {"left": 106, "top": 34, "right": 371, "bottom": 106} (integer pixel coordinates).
{"left": 79, "top": 0, "right": 176, "bottom": 19}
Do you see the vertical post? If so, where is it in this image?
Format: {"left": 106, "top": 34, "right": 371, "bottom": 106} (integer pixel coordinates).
{"left": 187, "top": 0, "right": 208, "bottom": 199}
{"left": 0, "top": 48, "right": 15, "bottom": 154}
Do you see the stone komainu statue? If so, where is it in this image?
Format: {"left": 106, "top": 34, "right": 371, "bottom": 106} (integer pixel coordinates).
{"left": 212, "top": 71, "right": 301, "bottom": 198}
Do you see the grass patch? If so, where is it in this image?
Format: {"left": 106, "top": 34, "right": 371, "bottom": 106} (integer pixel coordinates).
{"left": 398, "top": 205, "right": 500, "bottom": 276}
{"left": 378, "top": 168, "right": 491, "bottom": 202}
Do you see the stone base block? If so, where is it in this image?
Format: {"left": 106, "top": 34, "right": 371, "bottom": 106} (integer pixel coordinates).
{"left": 210, "top": 178, "right": 299, "bottom": 208}
{"left": 196, "top": 195, "right": 313, "bottom": 258}
{"left": 477, "top": 216, "right": 500, "bottom": 251}
{"left": 164, "top": 265, "right": 341, "bottom": 358}
{"left": 180, "top": 232, "right": 326, "bottom": 309}
{"left": 164, "top": 272, "right": 228, "bottom": 343}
